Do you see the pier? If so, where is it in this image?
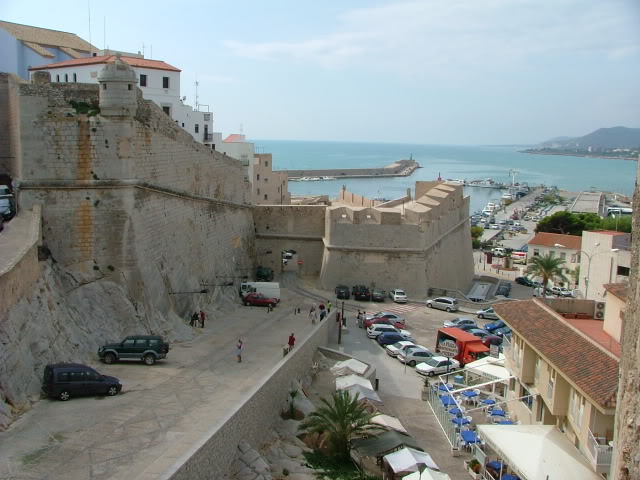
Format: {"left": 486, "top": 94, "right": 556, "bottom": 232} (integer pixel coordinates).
{"left": 283, "top": 159, "right": 420, "bottom": 180}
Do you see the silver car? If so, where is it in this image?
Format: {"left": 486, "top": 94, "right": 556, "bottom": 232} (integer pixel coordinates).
{"left": 476, "top": 307, "right": 499, "bottom": 320}
{"left": 397, "top": 346, "right": 434, "bottom": 367}
{"left": 426, "top": 297, "right": 459, "bottom": 312}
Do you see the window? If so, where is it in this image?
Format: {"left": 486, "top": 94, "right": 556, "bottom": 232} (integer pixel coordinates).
{"left": 570, "top": 254, "right": 577, "bottom": 263}
{"left": 64, "top": 74, "right": 68, "bottom": 82}
{"left": 265, "top": 160, "right": 269, "bottom": 167}
{"left": 509, "top": 378, "right": 516, "bottom": 391}
{"left": 128, "top": 84, "right": 132, "bottom": 90}
{"left": 520, "top": 385, "right": 533, "bottom": 410}
{"left": 264, "top": 178, "right": 268, "bottom": 183}
{"left": 533, "top": 249, "right": 540, "bottom": 256}
{"left": 182, "top": 123, "right": 185, "bottom": 127}
{"left": 162, "top": 106, "right": 171, "bottom": 115}
{"left": 56, "top": 74, "right": 60, "bottom": 82}
{"left": 256, "top": 174, "right": 260, "bottom": 181}
{"left": 135, "top": 339, "right": 148, "bottom": 347}
{"left": 547, "top": 369, "right": 555, "bottom": 399}
{"left": 73, "top": 73, "right": 77, "bottom": 82}
{"left": 195, "top": 124, "right": 199, "bottom": 133}
{"left": 70, "top": 372, "right": 85, "bottom": 382}
{"left": 85, "top": 371, "right": 99, "bottom": 381}
{"left": 570, "top": 390, "right": 584, "bottom": 429}
{"left": 560, "top": 252, "right": 566, "bottom": 260}
{"left": 264, "top": 194, "right": 268, "bottom": 200}
{"left": 257, "top": 188, "right": 260, "bottom": 195}
{"left": 149, "top": 339, "right": 159, "bottom": 346}
{"left": 57, "top": 372, "right": 69, "bottom": 382}
{"left": 617, "top": 266, "right": 630, "bottom": 277}
{"left": 549, "top": 251, "right": 555, "bottom": 258}
{"left": 140, "top": 74, "right": 147, "bottom": 87}
{"left": 163, "top": 76, "right": 170, "bottom": 88}
{"left": 102, "top": 83, "right": 107, "bottom": 90}
{"left": 123, "top": 339, "right": 135, "bottom": 348}
{"left": 536, "top": 399, "right": 544, "bottom": 422}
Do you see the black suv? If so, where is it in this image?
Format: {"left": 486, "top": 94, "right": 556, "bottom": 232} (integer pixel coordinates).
{"left": 98, "top": 335, "right": 170, "bottom": 365}
{"left": 42, "top": 363, "right": 121, "bottom": 401}
{"left": 335, "top": 285, "right": 350, "bottom": 299}
{"left": 352, "top": 285, "right": 371, "bottom": 301}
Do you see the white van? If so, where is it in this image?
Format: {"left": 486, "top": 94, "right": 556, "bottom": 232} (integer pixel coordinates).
{"left": 492, "top": 247, "right": 506, "bottom": 257}
{"left": 240, "top": 282, "right": 281, "bottom": 300}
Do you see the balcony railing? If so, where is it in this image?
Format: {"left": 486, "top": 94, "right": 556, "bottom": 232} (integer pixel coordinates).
{"left": 586, "top": 429, "right": 613, "bottom": 469}
{"left": 203, "top": 133, "right": 213, "bottom": 142}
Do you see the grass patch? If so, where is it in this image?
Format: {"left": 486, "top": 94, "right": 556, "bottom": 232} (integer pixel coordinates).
{"left": 303, "top": 451, "right": 377, "bottom": 480}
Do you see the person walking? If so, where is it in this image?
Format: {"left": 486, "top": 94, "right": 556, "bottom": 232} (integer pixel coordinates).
{"left": 190, "top": 312, "right": 198, "bottom": 327}
{"left": 288, "top": 333, "right": 296, "bottom": 352}
{"left": 309, "top": 305, "right": 317, "bottom": 325}
{"left": 199, "top": 310, "right": 206, "bottom": 328}
{"left": 236, "top": 339, "right": 243, "bottom": 363}
{"left": 357, "top": 310, "right": 362, "bottom": 328}
{"left": 327, "top": 301, "right": 332, "bottom": 313}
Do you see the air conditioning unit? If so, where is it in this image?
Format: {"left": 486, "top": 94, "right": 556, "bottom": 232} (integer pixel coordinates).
{"left": 594, "top": 302, "right": 606, "bottom": 319}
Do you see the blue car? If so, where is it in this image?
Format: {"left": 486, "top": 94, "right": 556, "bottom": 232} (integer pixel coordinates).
{"left": 377, "top": 332, "right": 412, "bottom": 346}
{"left": 484, "top": 320, "right": 506, "bottom": 333}
{"left": 493, "top": 327, "right": 512, "bottom": 338}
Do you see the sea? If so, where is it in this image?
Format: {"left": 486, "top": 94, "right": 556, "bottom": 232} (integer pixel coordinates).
{"left": 252, "top": 140, "right": 637, "bottom": 214}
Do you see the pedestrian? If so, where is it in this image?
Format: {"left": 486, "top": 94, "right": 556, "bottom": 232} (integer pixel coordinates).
{"left": 190, "top": 312, "right": 198, "bottom": 327}
{"left": 327, "top": 301, "right": 332, "bottom": 313}
{"left": 200, "top": 310, "right": 206, "bottom": 328}
{"left": 236, "top": 339, "right": 243, "bottom": 363}
{"left": 288, "top": 333, "right": 296, "bottom": 352}
{"left": 357, "top": 310, "right": 362, "bottom": 328}
{"left": 309, "top": 305, "right": 316, "bottom": 324}
{"left": 320, "top": 309, "right": 326, "bottom": 321}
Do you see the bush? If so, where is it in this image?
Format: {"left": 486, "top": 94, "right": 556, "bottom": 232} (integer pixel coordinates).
{"left": 472, "top": 238, "right": 482, "bottom": 249}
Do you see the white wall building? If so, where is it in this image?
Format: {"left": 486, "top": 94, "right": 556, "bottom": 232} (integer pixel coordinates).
{"left": 578, "top": 231, "right": 631, "bottom": 301}
{"left": 527, "top": 232, "right": 582, "bottom": 286}
{"left": 29, "top": 54, "right": 214, "bottom": 147}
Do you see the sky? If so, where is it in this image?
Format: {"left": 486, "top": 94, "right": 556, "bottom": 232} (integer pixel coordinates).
{"left": 2, "top": 0, "right": 640, "bottom": 144}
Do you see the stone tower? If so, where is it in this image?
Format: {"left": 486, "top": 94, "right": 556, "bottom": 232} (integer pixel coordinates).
{"left": 97, "top": 54, "right": 138, "bottom": 117}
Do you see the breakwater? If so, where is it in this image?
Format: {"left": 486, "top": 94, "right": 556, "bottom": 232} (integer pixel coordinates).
{"left": 284, "top": 158, "right": 419, "bottom": 180}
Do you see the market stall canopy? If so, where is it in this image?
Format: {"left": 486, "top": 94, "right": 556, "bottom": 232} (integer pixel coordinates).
{"left": 351, "top": 431, "right": 421, "bottom": 458}
{"left": 330, "top": 358, "right": 368, "bottom": 376}
{"left": 336, "top": 374, "right": 373, "bottom": 391}
{"left": 345, "top": 384, "right": 383, "bottom": 404}
{"left": 372, "top": 414, "right": 408, "bottom": 434}
{"left": 383, "top": 447, "right": 439, "bottom": 473}
{"left": 403, "top": 469, "right": 452, "bottom": 480}
{"left": 465, "top": 354, "right": 511, "bottom": 381}
{"left": 477, "top": 425, "right": 602, "bottom": 480}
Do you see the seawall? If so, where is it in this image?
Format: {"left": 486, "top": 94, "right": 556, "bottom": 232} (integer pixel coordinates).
{"left": 284, "top": 159, "right": 419, "bottom": 179}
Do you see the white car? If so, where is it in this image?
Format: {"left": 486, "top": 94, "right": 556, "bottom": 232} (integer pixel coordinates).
{"left": 389, "top": 289, "right": 408, "bottom": 303}
{"left": 397, "top": 346, "right": 433, "bottom": 367}
{"left": 443, "top": 317, "right": 477, "bottom": 328}
{"left": 385, "top": 340, "right": 415, "bottom": 357}
{"left": 426, "top": 297, "right": 459, "bottom": 312}
{"left": 550, "top": 286, "right": 574, "bottom": 297}
{"left": 476, "top": 308, "right": 499, "bottom": 320}
{"left": 415, "top": 356, "right": 460, "bottom": 376}
{"left": 366, "top": 324, "right": 412, "bottom": 339}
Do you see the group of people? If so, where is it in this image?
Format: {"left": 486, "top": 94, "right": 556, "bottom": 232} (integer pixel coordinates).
{"left": 356, "top": 310, "right": 367, "bottom": 328}
{"left": 190, "top": 310, "right": 207, "bottom": 328}
{"left": 308, "top": 301, "right": 332, "bottom": 324}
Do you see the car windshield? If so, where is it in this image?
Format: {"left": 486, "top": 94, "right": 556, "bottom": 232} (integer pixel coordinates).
{"left": 392, "top": 342, "right": 405, "bottom": 348}
{"left": 425, "top": 358, "right": 440, "bottom": 367}
{"left": 395, "top": 290, "right": 406, "bottom": 295}
{"left": 0, "top": 199, "right": 10, "bottom": 207}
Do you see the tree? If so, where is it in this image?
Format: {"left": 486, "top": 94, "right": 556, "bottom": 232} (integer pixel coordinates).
{"left": 298, "top": 390, "right": 377, "bottom": 460}
{"left": 471, "top": 226, "right": 484, "bottom": 250}
{"left": 527, "top": 254, "right": 569, "bottom": 295}
{"left": 536, "top": 211, "right": 632, "bottom": 235}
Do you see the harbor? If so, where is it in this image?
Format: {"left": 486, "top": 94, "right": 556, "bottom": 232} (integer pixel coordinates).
{"left": 284, "top": 158, "right": 420, "bottom": 181}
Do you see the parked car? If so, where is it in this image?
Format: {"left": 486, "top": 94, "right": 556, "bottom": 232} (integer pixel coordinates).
{"left": 377, "top": 332, "right": 413, "bottom": 347}
{"left": 492, "top": 247, "right": 506, "bottom": 257}
{"left": 426, "top": 297, "right": 459, "bottom": 312}
{"left": 0, "top": 185, "right": 11, "bottom": 196}
{"left": 0, "top": 197, "right": 15, "bottom": 221}
{"left": 352, "top": 285, "right": 371, "bottom": 301}
{"left": 363, "top": 312, "right": 406, "bottom": 327}
{"left": 550, "top": 286, "right": 574, "bottom": 297}
{"left": 366, "top": 324, "right": 403, "bottom": 338}
{"left": 335, "top": 285, "right": 350, "bottom": 299}
{"left": 484, "top": 320, "right": 506, "bottom": 333}
{"left": 0, "top": 216, "right": 3, "bottom": 233}
{"left": 385, "top": 341, "right": 416, "bottom": 357}
{"left": 482, "top": 335, "right": 503, "bottom": 347}
{"left": 493, "top": 327, "right": 512, "bottom": 337}
{"left": 363, "top": 317, "right": 405, "bottom": 330}
{"left": 243, "top": 292, "right": 279, "bottom": 307}
{"left": 389, "top": 289, "right": 408, "bottom": 303}
{"left": 98, "top": 335, "right": 170, "bottom": 365}
{"left": 515, "top": 276, "right": 534, "bottom": 287}
{"left": 495, "top": 286, "right": 510, "bottom": 297}
{"left": 476, "top": 307, "right": 498, "bottom": 320}
{"left": 467, "top": 328, "right": 489, "bottom": 338}
{"left": 415, "top": 356, "right": 460, "bottom": 376}
{"left": 490, "top": 224, "right": 500, "bottom": 230}
{"left": 397, "top": 347, "right": 434, "bottom": 367}
{"left": 371, "top": 289, "right": 385, "bottom": 302}
{"left": 457, "top": 324, "right": 481, "bottom": 332}
{"left": 42, "top": 363, "right": 121, "bottom": 401}
{"left": 443, "top": 317, "right": 477, "bottom": 329}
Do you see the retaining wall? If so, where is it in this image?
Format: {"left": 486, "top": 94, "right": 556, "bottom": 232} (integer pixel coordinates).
{"left": 166, "top": 311, "right": 339, "bottom": 480}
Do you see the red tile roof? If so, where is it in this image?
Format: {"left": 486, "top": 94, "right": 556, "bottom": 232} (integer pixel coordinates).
{"left": 604, "top": 283, "right": 628, "bottom": 302}
{"left": 224, "top": 134, "right": 246, "bottom": 143}
{"left": 528, "top": 232, "right": 582, "bottom": 250}
{"left": 590, "top": 230, "right": 629, "bottom": 236}
{"left": 493, "top": 299, "right": 619, "bottom": 409}
{"left": 29, "top": 55, "right": 181, "bottom": 72}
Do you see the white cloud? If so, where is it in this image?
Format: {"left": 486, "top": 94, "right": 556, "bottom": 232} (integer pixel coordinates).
{"left": 224, "top": 0, "right": 640, "bottom": 69}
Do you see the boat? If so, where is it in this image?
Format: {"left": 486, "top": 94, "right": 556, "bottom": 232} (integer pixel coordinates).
{"left": 482, "top": 202, "right": 498, "bottom": 216}
{"left": 321, "top": 176, "right": 336, "bottom": 181}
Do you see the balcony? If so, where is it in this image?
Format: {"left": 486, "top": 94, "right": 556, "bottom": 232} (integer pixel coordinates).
{"left": 203, "top": 133, "right": 214, "bottom": 142}
{"left": 586, "top": 429, "right": 613, "bottom": 473}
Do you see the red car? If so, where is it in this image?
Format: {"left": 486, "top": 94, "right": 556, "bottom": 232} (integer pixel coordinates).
{"left": 243, "top": 293, "right": 278, "bottom": 307}
{"left": 363, "top": 317, "right": 405, "bottom": 329}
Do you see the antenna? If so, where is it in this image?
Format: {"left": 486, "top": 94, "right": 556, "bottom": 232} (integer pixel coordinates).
{"left": 194, "top": 74, "right": 199, "bottom": 111}
{"left": 142, "top": 42, "right": 145, "bottom": 57}
{"left": 87, "top": 0, "right": 92, "bottom": 53}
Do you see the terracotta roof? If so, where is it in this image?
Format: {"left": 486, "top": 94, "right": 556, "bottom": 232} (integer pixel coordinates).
{"left": 0, "top": 20, "right": 95, "bottom": 52}
{"left": 604, "top": 283, "right": 628, "bottom": 302}
{"left": 224, "top": 134, "right": 246, "bottom": 143}
{"left": 528, "top": 232, "right": 582, "bottom": 250}
{"left": 493, "top": 299, "right": 619, "bottom": 409}
{"left": 589, "top": 230, "right": 629, "bottom": 236}
{"left": 29, "top": 55, "right": 181, "bottom": 72}
{"left": 22, "top": 41, "right": 55, "bottom": 58}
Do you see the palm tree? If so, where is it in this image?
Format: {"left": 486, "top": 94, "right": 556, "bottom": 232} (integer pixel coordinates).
{"left": 527, "top": 253, "right": 568, "bottom": 296}
{"left": 298, "top": 390, "right": 378, "bottom": 460}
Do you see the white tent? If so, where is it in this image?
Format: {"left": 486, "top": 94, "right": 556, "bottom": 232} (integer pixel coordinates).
{"left": 335, "top": 374, "right": 373, "bottom": 391}
{"left": 330, "top": 358, "right": 369, "bottom": 377}
{"left": 372, "top": 414, "right": 408, "bottom": 434}
{"left": 403, "top": 469, "right": 451, "bottom": 480}
{"left": 345, "top": 384, "right": 383, "bottom": 404}
{"left": 465, "top": 354, "right": 511, "bottom": 381}
{"left": 477, "top": 425, "right": 603, "bottom": 480}
{"left": 383, "top": 447, "right": 439, "bottom": 475}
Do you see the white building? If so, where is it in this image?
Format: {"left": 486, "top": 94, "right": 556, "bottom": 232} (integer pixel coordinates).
{"left": 29, "top": 54, "right": 214, "bottom": 147}
{"left": 527, "top": 232, "right": 582, "bottom": 285}
{"left": 578, "top": 231, "right": 631, "bottom": 301}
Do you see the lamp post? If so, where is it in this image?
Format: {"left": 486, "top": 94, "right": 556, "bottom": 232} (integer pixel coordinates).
{"left": 555, "top": 243, "right": 619, "bottom": 299}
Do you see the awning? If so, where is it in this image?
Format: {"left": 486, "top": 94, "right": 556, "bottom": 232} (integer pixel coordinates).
{"left": 330, "top": 358, "right": 369, "bottom": 376}
{"left": 383, "top": 447, "right": 439, "bottom": 473}
{"left": 465, "top": 354, "right": 511, "bottom": 381}
{"left": 372, "top": 414, "right": 408, "bottom": 434}
{"left": 477, "top": 425, "right": 603, "bottom": 480}
{"left": 336, "top": 374, "right": 373, "bottom": 391}
{"left": 345, "top": 384, "right": 383, "bottom": 404}
{"left": 351, "top": 431, "right": 421, "bottom": 457}
{"left": 403, "top": 469, "right": 452, "bottom": 480}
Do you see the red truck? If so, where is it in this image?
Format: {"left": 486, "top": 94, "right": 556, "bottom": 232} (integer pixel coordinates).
{"left": 435, "top": 328, "right": 490, "bottom": 366}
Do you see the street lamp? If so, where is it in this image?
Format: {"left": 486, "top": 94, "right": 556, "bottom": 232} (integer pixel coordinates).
{"left": 555, "top": 243, "right": 619, "bottom": 299}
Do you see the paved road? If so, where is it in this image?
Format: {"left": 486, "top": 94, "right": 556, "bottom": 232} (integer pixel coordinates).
{"left": 0, "top": 283, "right": 320, "bottom": 480}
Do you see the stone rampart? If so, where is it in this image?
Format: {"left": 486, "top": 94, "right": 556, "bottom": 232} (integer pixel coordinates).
{"left": 166, "top": 312, "right": 339, "bottom": 480}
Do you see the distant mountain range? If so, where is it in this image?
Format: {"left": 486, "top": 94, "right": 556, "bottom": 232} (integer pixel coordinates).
{"left": 539, "top": 127, "right": 640, "bottom": 149}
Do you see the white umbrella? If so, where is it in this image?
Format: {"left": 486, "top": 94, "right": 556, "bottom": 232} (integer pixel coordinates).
{"left": 383, "top": 447, "right": 439, "bottom": 474}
